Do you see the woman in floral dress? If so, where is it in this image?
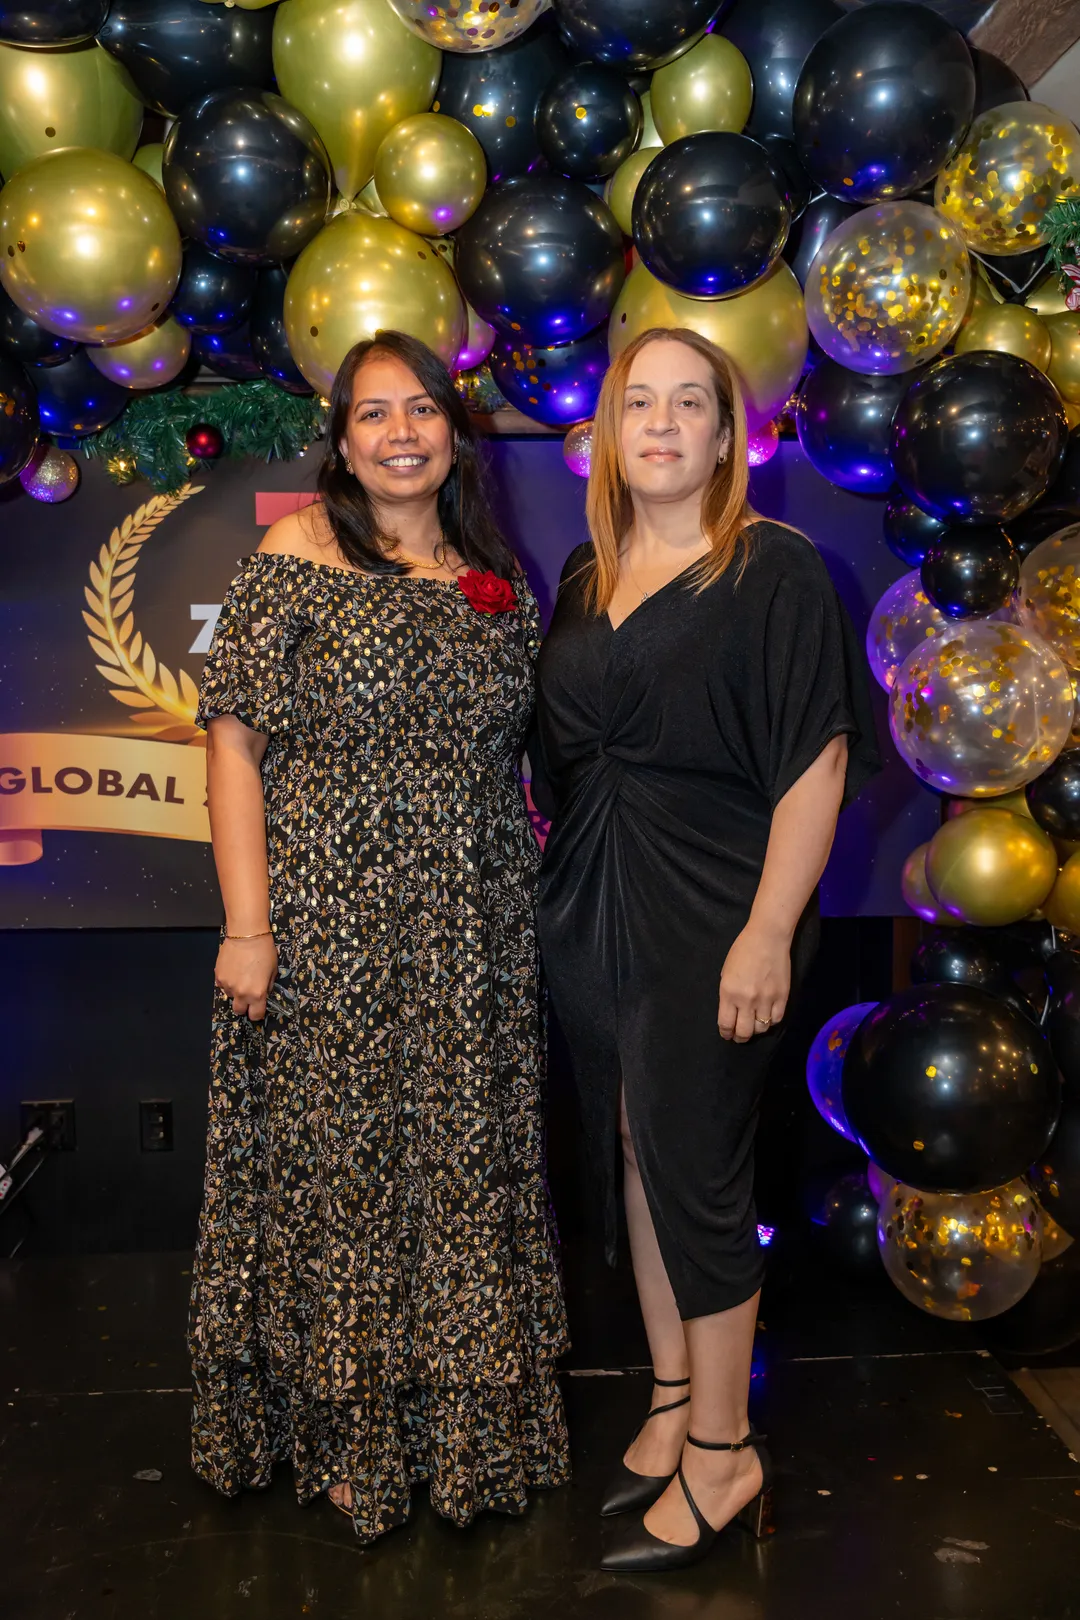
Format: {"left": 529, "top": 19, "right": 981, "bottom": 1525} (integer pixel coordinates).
{"left": 189, "top": 330, "right": 569, "bottom": 1542}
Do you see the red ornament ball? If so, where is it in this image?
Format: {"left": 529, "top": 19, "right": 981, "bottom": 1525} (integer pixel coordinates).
{"left": 186, "top": 423, "right": 224, "bottom": 461}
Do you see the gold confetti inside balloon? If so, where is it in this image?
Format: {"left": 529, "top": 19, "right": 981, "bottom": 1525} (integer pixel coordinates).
{"left": 925, "top": 808, "right": 1058, "bottom": 927}
{"left": 87, "top": 316, "right": 191, "bottom": 389}
{"left": 604, "top": 146, "right": 661, "bottom": 236}
{"left": 649, "top": 33, "right": 752, "bottom": 143}
{"left": 805, "top": 201, "right": 970, "bottom": 375}
{"left": 879, "top": 1179, "right": 1042, "bottom": 1321}
{"left": 374, "top": 112, "right": 487, "bottom": 236}
{"left": 609, "top": 257, "right": 807, "bottom": 431}
{"left": 384, "top": 0, "right": 548, "bottom": 52}
{"left": 955, "top": 301, "right": 1052, "bottom": 373}
{"left": 273, "top": 0, "right": 440, "bottom": 201}
{"left": 901, "top": 841, "right": 958, "bottom": 926}
{"left": 0, "top": 148, "right": 182, "bottom": 344}
{"left": 284, "top": 210, "right": 466, "bottom": 394}
{"left": 890, "top": 619, "right": 1075, "bottom": 797}
{"left": 1017, "top": 526, "right": 1080, "bottom": 671}
{"left": 18, "top": 445, "right": 78, "bottom": 502}
{"left": 866, "top": 569, "right": 947, "bottom": 692}
{"left": 1043, "top": 849, "right": 1080, "bottom": 933}
{"left": 0, "top": 39, "right": 143, "bottom": 180}
{"left": 935, "top": 101, "right": 1080, "bottom": 258}
{"left": 132, "top": 143, "right": 165, "bottom": 191}
{"left": 1047, "top": 313, "right": 1080, "bottom": 405}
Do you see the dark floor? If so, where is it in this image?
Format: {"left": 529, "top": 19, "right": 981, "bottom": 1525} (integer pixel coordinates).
{"left": 3, "top": 1244, "right": 1079, "bottom": 1620}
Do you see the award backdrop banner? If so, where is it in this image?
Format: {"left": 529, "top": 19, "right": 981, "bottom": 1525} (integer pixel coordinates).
{"left": 0, "top": 441, "right": 936, "bottom": 926}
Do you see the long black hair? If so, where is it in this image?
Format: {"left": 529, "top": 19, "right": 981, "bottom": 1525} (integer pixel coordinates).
{"left": 316, "top": 329, "right": 517, "bottom": 580}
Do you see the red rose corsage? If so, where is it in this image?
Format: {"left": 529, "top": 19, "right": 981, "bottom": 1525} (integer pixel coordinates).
{"left": 458, "top": 569, "right": 517, "bottom": 614}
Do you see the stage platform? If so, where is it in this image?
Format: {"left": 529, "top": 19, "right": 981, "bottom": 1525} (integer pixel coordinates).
{"left": 3, "top": 1246, "right": 1078, "bottom": 1620}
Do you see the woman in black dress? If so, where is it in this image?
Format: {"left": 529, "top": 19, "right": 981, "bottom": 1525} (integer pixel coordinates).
{"left": 190, "top": 331, "right": 569, "bottom": 1541}
{"left": 534, "top": 328, "right": 878, "bottom": 1572}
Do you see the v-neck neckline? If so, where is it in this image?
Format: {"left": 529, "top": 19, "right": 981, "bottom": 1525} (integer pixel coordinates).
{"left": 604, "top": 556, "right": 704, "bottom": 635}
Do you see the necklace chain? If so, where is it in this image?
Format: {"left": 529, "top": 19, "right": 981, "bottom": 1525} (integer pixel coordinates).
{"left": 393, "top": 534, "right": 460, "bottom": 575}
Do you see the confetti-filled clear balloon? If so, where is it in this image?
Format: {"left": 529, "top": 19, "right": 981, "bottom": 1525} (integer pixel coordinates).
{"left": 385, "top": 0, "right": 548, "bottom": 52}
{"left": 747, "top": 420, "right": 779, "bottom": 467}
{"left": 806, "top": 1001, "right": 878, "bottom": 1143}
{"left": 890, "top": 619, "right": 1075, "bottom": 796}
{"left": 866, "top": 569, "right": 947, "bottom": 693}
{"left": 806, "top": 201, "right": 971, "bottom": 375}
{"left": 935, "top": 102, "right": 1080, "bottom": 257}
{"left": 19, "top": 445, "right": 78, "bottom": 502}
{"left": 1017, "top": 526, "right": 1080, "bottom": 671}
{"left": 878, "top": 1178, "right": 1042, "bottom": 1321}
{"left": 563, "top": 419, "right": 592, "bottom": 479}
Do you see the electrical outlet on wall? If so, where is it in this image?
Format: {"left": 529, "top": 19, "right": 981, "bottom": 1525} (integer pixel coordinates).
{"left": 19, "top": 1101, "right": 76, "bottom": 1151}
{"left": 139, "top": 1100, "right": 174, "bottom": 1153}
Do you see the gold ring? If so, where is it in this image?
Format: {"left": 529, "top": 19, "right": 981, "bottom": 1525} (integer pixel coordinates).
{"left": 755, "top": 1015, "right": 772, "bottom": 1027}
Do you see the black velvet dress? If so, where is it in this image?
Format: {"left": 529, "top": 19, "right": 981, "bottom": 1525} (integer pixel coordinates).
{"left": 533, "top": 522, "right": 880, "bottom": 1321}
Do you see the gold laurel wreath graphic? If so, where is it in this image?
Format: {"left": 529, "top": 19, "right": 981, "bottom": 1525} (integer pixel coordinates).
{"left": 84, "top": 484, "right": 206, "bottom": 744}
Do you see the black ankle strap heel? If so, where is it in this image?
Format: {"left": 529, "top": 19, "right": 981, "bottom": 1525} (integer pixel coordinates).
{"left": 598, "top": 1373, "right": 691, "bottom": 1518}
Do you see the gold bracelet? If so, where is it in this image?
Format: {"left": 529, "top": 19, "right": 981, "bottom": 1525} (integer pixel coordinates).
{"left": 224, "top": 929, "right": 273, "bottom": 940}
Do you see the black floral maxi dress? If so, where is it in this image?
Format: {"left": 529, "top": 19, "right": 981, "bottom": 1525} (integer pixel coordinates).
{"left": 189, "top": 552, "right": 570, "bottom": 1542}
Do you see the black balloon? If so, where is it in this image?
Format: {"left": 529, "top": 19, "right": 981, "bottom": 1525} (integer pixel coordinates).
{"left": 1048, "top": 430, "right": 1080, "bottom": 510}
{"left": 99, "top": 0, "right": 276, "bottom": 120}
{"left": 842, "top": 983, "right": 1061, "bottom": 1194}
{"left": 33, "top": 350, "right": 126, "bottom": 439}
{"left": 891, "top": 352, "right": 1068, "bottom": 525}
{"left": 490, "top": 326, "right": 609, "bottom": 427}
{"left": 1027, "top": 752, "right": 1080, "bottom": 842}
{"left": 792, "top": 2, "right": 975, "bottom": 203}
{"left": 971, "top": 46, "right": 1027, "bottom": 117}
{"left": 1046, "top": 950, "right": 1080, "bottom": 1099}
{"left": 721, "top": 0, "right": 842, "bottom": 140}
{"left": 883, "top": 493, "right": 947, "bottom": 567}
{"left": 551, "top": 0, "right": 721, "bottom": 72}
{"left": 811, "top": 1171, "right": 883, "bottom": 1277}
{"left": 537, "top": 63, "right": 642, "bottom": 180}
{"left": 911, "top": 933, "right": 1015, "bottom": 1002}
{"left": 633, "top": 133, "right": 789, "bottom": 299}
{"left": 436, "top": 19, "right": 570, "bottom": 185}
{"left": 250, "top": 267, "right": 312, "bottom": 397}
{"left": 782, "top": 193, "right": 859, "bottom": 288}
{"left": 0, "top": 282, "right": 76, "bottom": 369}
{"left": 0, "top": 355, "right": 37, "bottom": 486}
{"left": 163, "top": 89, "right": 331, "bottom": 267}
{"left": 982, "top": 1244, "right": 1080, "bottom": 1360}
{"left": 1005, "top": 503, "right": 1080, "bottom": 561}
{"left": 795, "top": 358, "right": 906, "bottom": 494}
{"left": 0, "top": 0, "right": 106, "bottom": 47}
{"left": 760, "top": 134, "right": 812, "bottom": 222}
{"left": 171, "top": 245, "right": 256, "bottom": 337}
{"left": 921, "top": 523, "right": 1018, "bottom": 618}
{"left": 1031, "top": 1094, "right": 1080, "bottom": 1236}
{"left": 456, "top": 174, "right": 624, "bottom": 347}
{"left": 193, "top": 322, "right": 263, "bottom": 382}
{"left": 977, "top": 244, "right": 1050, "bottom": 301}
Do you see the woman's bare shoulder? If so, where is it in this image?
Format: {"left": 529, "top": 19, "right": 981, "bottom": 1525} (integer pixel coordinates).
{"left": 256, "top": 502, "right": 336, "bottom": 561}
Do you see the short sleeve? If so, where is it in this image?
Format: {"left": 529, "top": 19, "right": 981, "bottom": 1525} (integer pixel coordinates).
{"left": 756, "top": 538, "right": 881, "bottom": 809}
{"left": 515, "top": 571, "right": 543, "bottom": 663}
{"left": 197, "top": 554, "right": 305, "bottom": 737}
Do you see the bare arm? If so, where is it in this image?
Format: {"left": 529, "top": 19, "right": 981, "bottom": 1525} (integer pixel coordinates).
{"left": 719, "top": 735, "right": 849, "bottom": 1043}
{"left": 206, "top": 713, "right": 278, "bottom": 1021}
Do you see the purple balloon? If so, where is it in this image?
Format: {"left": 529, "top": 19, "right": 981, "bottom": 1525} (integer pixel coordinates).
{"left": 807, "top": 1001, "right": 878, "bottom": 1141}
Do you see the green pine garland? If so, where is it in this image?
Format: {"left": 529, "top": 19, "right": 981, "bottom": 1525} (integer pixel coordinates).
{"left": 1040, "top": 199, "right": 1080, "bottom": 300}
{"left": 82, "top": 379, "right": 327, "bottom": 494}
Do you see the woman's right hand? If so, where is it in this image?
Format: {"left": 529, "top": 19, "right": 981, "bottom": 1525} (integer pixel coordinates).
{"left": 214, "top": 935, "right": 279, "bottom": 1021}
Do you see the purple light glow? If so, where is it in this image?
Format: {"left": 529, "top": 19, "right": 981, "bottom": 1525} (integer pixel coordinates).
{"left": 756, "top": 1224, "right": 775, "bottom": 1247}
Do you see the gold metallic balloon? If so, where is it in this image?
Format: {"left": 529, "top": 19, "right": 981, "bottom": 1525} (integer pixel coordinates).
{"left": 133, "top": 143, "right": 165, "bottom": 191}
{"left": 936, "top": 101, "right": 1080, "bottom": 257}
{"left": 925, "top": 808, "right": 1058, "bottom": 926}
{"left": 604, "top": 146, "right": 661, "bottom": 236}
{"left": 1066, "top": 401, "right": 1080, "bottom": 431}
{"left": 1018, "top": 525, "right": 1080, "bottom": 670}
{"left": 273, "top": 0, "right": 440, "bottom": 202}
{"left": 890, "top": 620, "right": 1075, "bottom": 796}
{"left": 1027, "top": 270, "right": 1069, "bottom": 318}
{"left": 969, "top": 266, "right": 1003, "bottom": 313}
{"left": 355, "top": 175, "right": 388, "bottom": 217}
{"left": 609, "top": 257, "right": 807, "bottom": 432}
{"left": 284, "top": 210, "right": 466, "bottom": 394}
{"left": 374, "top": 112, "right": 486, "bottom": 237}
{"left": 879, "top": 1179, "right": 1041, "bottom": 1322}
{"left": 384, "top": 0, "right": 548, "bottom": 52}
{"left": 805, "top": 201, "right": 970, "bottom": 375}
{"left": 639, "top": 90, "right": 661, "bottom": 149}
{"left": 947, "top": 786, "right": 1035, "bottom": 822}
{"left": 649, "top": 33, "right": 752, "bottom": 143}
{"left": 87, "top": 316, "right": 191, "bottom": 389}
{"left": 0, "top": 148, "right": 182, "bottom": 344}
{"left": 954, "top": 301, "right": 1052, "bottom": 372}
{"left": 1047, "top": 312, "right": 1080, "bottom": 405}
{"left": 456, "top": 300, "right": 496, "bottom": 370}
{"left": 1043, "top": 850, "right": 1080, "bottom": 933}
{"left": 901, "top": 841, "right": 959, "bottom": 926}
{"left": 0, "top": 40, "right": 142, "bottom": 181}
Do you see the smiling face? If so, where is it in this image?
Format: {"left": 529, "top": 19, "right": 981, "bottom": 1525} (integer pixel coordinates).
{"left": 338, "top": 351, "right": 454, "bottom": 510}
{"left": 619, "top": 337, "right": 732, "bottom": 505}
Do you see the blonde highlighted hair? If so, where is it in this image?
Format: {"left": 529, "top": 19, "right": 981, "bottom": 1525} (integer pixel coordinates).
{"left": 584, "top": 327, "right": 759, "bottom": 614}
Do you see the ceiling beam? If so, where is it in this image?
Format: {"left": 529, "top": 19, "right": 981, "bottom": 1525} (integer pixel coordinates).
{"left": 970, "top": 0, "right": 1080, "bottom": 85}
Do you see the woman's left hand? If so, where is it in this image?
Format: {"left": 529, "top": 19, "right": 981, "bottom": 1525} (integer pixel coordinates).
{"left": 718, "top": 925, "right": 791, "bottom": 1043}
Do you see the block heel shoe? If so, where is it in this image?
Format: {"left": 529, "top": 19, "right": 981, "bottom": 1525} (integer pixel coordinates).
{"left": 599, "top": 1374, "right": 691, "bottom": 1517}
{"left": 600, "top": 1430, "right": 773, "bottom": 1572}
